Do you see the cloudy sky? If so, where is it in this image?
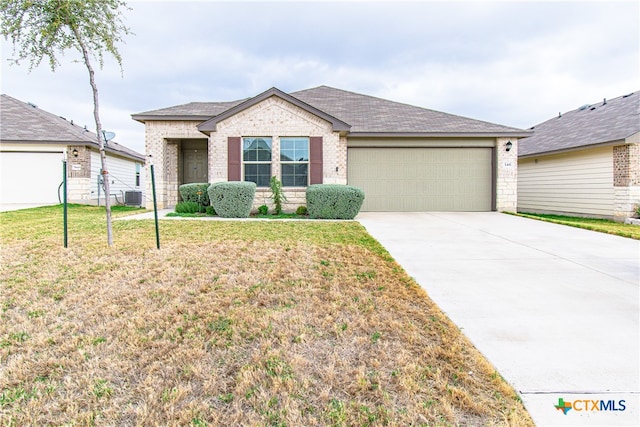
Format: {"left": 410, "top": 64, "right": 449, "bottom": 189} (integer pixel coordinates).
{"left": 2, "top": 0, "right": 638, "bottom": 154}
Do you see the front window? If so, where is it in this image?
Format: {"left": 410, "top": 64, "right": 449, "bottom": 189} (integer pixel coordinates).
{"left": 280, "top": 137, "right": 309, "bottom": 187}
{"left": 243, "top": 137, "right": 272, "bottom": 187}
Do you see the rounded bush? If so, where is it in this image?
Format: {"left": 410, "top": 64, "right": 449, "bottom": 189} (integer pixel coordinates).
{"left": 208, "top": 181, "right": 256, "bottom": 218}
{"left": 306, "top": 184, "right": 365, "bottom": 219}
{"left": 179, "top": 183, "right": 211, "bottom": 207}
{"left": 296, "top": 205, "right": 308, "bottom": 216}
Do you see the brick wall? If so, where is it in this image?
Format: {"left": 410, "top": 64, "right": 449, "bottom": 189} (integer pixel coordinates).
{"left": 613, "top": 144, "right": 640, "bottom": 186}
{"left": 67, "top": 145, "right": 90, "bottom": 179}
{"left": 210, "top": 96, "right": 343, "bottom": 211}
{"left": 495, "top": 137, "right": 518, "bottom": 212}
{"left": 144, "top": 97, "right": 344, "bottom": 210}
{"left": 613, "top": 143, "right": 640, "bottom": 220}
{"left": 144, "top": 121, "right": 204, "bottom": 209}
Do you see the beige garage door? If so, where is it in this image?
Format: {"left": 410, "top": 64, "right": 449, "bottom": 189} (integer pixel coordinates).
{"left": 347, "top": 147, "right": 493, "bottom": 211}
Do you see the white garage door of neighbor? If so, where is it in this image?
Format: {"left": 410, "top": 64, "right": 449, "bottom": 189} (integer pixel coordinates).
{"left": 0, "top": 151, "right": 63, "bottom": 205}
{"left": 347, "top": 147, "right": 493, "bottom": 212}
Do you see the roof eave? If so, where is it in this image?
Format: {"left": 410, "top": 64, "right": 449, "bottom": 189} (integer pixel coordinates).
{"left": 131, "top": 114, "right": 212, "bottom": 123}
{"left": 518, "top": 138, "right": 628, "bottom": 158}
{"left": 347, "top": 131, "right": 533, "bottom": 138}
{"left": 0, "top": 139, "right": 145, "bottom": 162}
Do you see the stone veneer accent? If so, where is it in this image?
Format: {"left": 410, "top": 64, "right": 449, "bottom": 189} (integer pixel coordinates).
{"left": 613, "top": 143, "right": 640, "bottom": 220}
{"left": 495, "top": 137, "right": 518, "bottom": 212}
{"left": 67, "top": 177, "right": 92, "bottom": 203}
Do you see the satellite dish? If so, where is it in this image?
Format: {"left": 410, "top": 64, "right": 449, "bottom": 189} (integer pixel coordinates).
{"left": 102, "top": 130, "right": 116, "bottom": 142}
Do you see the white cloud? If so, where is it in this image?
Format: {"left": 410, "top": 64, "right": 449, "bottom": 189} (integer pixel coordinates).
{"left": 1, "top": 0, "right": 638, "bottom": 155}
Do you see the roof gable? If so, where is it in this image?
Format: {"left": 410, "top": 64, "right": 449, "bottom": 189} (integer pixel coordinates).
{"left": 519, "top": 91, "right": 640, "bottom": 157}
{"left": 1, "top": 94, "right": 144, "bottom": 161}
{"left": 196, "top": 87, "right": 351, "bottom": 134}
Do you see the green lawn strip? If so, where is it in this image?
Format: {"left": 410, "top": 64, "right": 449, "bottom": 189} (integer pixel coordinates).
{"left": 516, "top": 212, "right": 640, "bottom": 240}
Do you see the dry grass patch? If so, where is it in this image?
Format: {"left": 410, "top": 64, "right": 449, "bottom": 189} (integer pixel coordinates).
{"left": 0, "top": 205, "right": 533, "bottom": 426}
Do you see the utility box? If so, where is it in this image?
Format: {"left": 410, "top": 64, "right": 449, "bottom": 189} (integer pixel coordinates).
{"left": 124, "top": 191, "right": 143, "bottom": 207}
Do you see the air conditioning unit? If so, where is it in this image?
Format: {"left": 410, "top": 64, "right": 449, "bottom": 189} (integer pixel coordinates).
{"left": 124, "top": 191, "right": 143, "bottom": 206}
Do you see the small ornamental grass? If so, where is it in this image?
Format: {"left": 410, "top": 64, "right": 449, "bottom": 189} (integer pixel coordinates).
{"left": 0, "top": 205, "right": 533, "bottom": 426}
{"left": 175, "top": 201, "right": 201, "bottom": 214}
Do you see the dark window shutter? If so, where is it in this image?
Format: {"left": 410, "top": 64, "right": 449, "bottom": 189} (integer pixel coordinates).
{"left": 228, "top": 137, "right": 241, "bottom": 181}
{"left": 309, "top": 136, "right": 323, "bottom": 185}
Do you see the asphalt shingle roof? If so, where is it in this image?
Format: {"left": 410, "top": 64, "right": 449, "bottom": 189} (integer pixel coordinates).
{"left": 519, "top": 91, "right": 640, "bottom": 157}
{"left": 291, "top": 86, "right": 525, "bottom": 135}
{"left": 133, "top": 100, "right": 247, "bottom": 119}
{"left": 1, "top": 94, "right": 144, "bottom": 161}
{"left": 132, "top": 86, "right": 529, "bottom": 136}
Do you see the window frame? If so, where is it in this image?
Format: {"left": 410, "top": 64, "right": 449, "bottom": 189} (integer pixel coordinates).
{"left": 242, "top": 137, "right": 272, "bottom": 187}
{"left": 279, "top": 137, "right": 310, "bottom": 188}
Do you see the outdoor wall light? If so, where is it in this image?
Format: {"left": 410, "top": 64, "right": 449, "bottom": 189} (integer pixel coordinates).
{"left": 72, "top": 148, "right": 79, "bottom": 157}
{"left": 505, "top": 141, "right": 513, "bottom": 152}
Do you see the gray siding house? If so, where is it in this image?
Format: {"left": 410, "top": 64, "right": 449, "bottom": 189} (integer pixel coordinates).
{"left": 0, "top": 94, "right": 145, "bottom": 208}
{"left": 133, "top": 86, "right": 530, "bottom": 212}
{"left": 518, "top": 91, "right": 639, "bottom": 221}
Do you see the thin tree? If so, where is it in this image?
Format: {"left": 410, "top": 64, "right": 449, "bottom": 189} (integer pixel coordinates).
{"left": 1, "top": 0, "right": 131, "bottom": 246}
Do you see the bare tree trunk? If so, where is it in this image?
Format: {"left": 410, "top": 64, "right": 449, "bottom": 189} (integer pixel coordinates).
{"left": 73, "top": 27, "right": 113, "bottom": 246}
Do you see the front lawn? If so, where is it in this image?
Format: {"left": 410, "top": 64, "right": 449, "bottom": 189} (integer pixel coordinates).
{"left": 0, "top": 205, "right": 532, "bottom": 426}
{"left": 517, "top": 212, "right": 640, "bottom": 240}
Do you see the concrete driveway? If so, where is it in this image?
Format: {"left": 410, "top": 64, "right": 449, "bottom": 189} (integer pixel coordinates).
{"left": 356, "top": 212, "right": 639, "bottom": 426}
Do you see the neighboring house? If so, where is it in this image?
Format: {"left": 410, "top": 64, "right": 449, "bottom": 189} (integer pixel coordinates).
{"left": 0, "top": 94, "right": 145, "bottom": 208}
{"left": 518, "top": 91, "right": 640, "bottom": 221}
{"left": 132, "top": 86, "right": 531, "bottom": 212}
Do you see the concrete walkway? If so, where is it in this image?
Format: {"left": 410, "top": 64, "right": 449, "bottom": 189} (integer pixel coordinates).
{"left": 356, "top": 212, "right": 639, "bottom": 427}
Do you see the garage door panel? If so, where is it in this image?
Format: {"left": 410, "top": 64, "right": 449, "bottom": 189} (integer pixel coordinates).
{"left": 1, "top": 152, "right": 62, "bottom": 204}
{"left": 348, "top": 147, "right": 493, "bottom": 212}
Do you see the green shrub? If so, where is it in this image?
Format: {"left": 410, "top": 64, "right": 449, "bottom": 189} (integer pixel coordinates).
{"left": 270, "top": 176, "right": 287, "bottom": 215}
{"left": 175, "top": 201, "right": 200, "bottom": 214}
{"left": 205, "top": 206, "right": 216, "bottom": 216}
{"left": 296, "top": 205, "right": 308, "bottom": 216}
{"left": 179, "top": 183, "right": 211, "bottom": 207}
{"left": 208, "top": 182, "right": 256, "bottom": 218}
{"left": 306, "top": 185, "right": 365, "bottom": 219}
{"left": 258, "top": 205, "right": 269, "bottom": 215}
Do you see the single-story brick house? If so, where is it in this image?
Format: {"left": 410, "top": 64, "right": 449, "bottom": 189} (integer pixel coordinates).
{"left": 0, "top": 94, "right": 145, "bottom": 208}
{"left": 518, "top": 91, "right": 639, "bottom": 221}
{"left": 132, "top": 86, "right": 531, "bottom": 212}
